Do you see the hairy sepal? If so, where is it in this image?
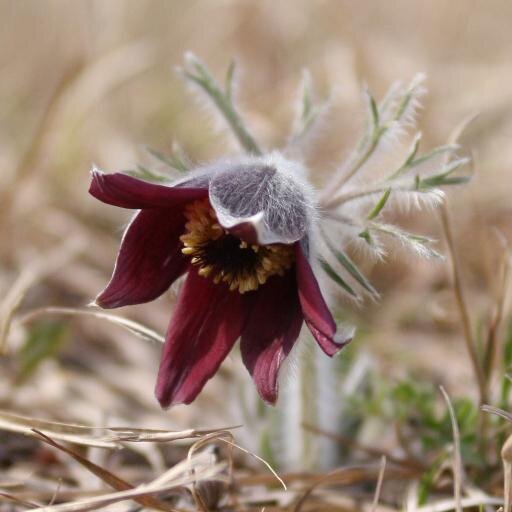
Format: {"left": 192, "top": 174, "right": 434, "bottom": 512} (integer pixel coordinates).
{"left": 208, "top": 152, "right": 317, "bottom": 245}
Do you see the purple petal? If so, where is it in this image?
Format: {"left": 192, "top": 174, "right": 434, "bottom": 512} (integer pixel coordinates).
{"left": 240, "top": 272, "right": 303, "bottom": 404}
{"left": 222, "top": 215, "right": 262, "bottom": 245}
{"left": 155, "top": 268, "right": 247, "bottom": 407}
{"left": 96, "top": 208, "right": 188, "bottom": 308}
{"left": 295, "top": 243, "right": 352, "bottom": 356}
{"left": 208, "top": 154, "right": 314, "bottom": 245}
{"left": 89, "top": 168, "right": 207, "bottom": 209}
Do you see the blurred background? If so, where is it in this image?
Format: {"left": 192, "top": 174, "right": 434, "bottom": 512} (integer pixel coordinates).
{"left": 1, "top": 1, "right": 512, "bottom": 509}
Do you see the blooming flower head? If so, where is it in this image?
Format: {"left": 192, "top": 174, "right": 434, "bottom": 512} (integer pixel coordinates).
{"left": 90, "top": 152, "right": 352, "bottom": 407}
{"left": 89, "top": 53, "right": 470, "bottom": 410}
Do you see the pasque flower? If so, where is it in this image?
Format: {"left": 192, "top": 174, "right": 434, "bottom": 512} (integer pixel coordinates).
{"left": 89, "top": 53, "right": 469, "bottom": 414}
{"left": 90, "top": 152, "right": 352, "bottom": 407}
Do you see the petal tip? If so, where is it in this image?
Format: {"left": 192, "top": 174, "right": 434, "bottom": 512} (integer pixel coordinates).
{"left": 89, "top": 166, "right": 105, "bottom": 189}
{"left": 259, "top": 390, "right": 278, "bottom": 405}
{"left": 154, "top": 380, "right": 172, "bottom": 408}
{"left": 93, "top": 290, "right": 121, "bottom": 309}
{"left": 90, "top": 164, "right": 103, "bottom": 176}
{"left": 155, "top": 389, "right": 173, "bottom": 409}
{"left": 88, "top": 166, "right": 108, "bottom": 198}
{"left": 327, "top": 325, "right": 356, "bottom": 356}
{"left": 154, "top": 384, "right": 189, "bottom": 409}
{"left": 335, "top": 325, "right": 356, "bottom": 346}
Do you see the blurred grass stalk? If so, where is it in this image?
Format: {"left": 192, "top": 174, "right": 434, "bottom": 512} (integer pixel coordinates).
{"left": 1, "top": 37, "right": 158, "bottom": 227}
{"left": 440, "top": 116, "right": 512, "bottom": 462}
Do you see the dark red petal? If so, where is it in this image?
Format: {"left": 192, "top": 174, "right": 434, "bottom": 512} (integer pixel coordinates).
{"left": 96, "top": 208, "right": 188, "bottom": 308}
{"left": 155, "top": 269, "right": 247, "bottom": 407}
{"left": 89, "top": 169, "right": 207, "bottom": 209}
{"left": 225, "top": 221, "right": 260, "bottom": 245}
{"left": 295, "top": 243, "right": 351, "bottom": 356}
{"left": 240, "top": 272, "right": 303, "bottom": 404}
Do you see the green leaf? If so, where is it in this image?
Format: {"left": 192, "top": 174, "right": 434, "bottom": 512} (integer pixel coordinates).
{"left": 387, "top": 133, "right": 421, "bottom": 180}
{"left": 318, "top": 257, "right": 357, "bottom": 297}
{"left": 394, "top": 86, "right": 415, "bottom": 122}
{"left": 358, "top": 228, "right": 373, "bottom": 246}
{"left": 168, "top": 142, "right": 190, "bottom": 172}
{"left": 145, "top": 146, "right": 176, "bottom": 168}
{"left": 300, "top": 70, "right": 313, "bottom": 122}
{"left": 18, "top": 321, "right": 68, "bottom": 382}
{"left": 417, "top": 158, "right": 470, "bottom": 189}
{"left": 370, "top": 223, "right": 442, "bottom": 259}
{"left": 124, "top": 166, "right": 169, "bottom": 183}
{"left": 367, "top": 188, "right": 391, "bottom": 220}
{"left": 420, "top": 174, "right": 470, "bottom": 188}
{"left": 182, "top": 53, "right": 262, "bottom": 155}
{"left": 289, "top": 70, "right": 327, "bottom": 144}
{"left": 135, "top": 144, "right": 190, "bottom": 177}
{"left": 410, "top": 144, "right": 459, "bottom": 167}
{"left": 405, "top": 133, "right": 422, "bottom": 166}
{"left": 368, "top": 91, "right": 380, "bottom": 131}
{"left": 322, "top": 235, "right": 378, "bottom": 296}
{"left": 225, "top": 60, "right": 236, "bottom": 103}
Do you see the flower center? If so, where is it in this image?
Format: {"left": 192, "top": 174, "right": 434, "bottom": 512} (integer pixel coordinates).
{"left": 180, "top": 199, "right": 294, "bottom": 293}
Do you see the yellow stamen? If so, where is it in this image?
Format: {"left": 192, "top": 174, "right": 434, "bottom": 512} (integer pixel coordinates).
{"left": 180, "top": 199, "right": 294, "bottom": 293}
{"left": 198, "top": 266, "right": 213, "bottom": 277}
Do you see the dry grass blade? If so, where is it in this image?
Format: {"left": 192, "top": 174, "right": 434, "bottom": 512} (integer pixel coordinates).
{"left": 292, "top": 469, "right": 343, "bottom": 512}
{"left": 27, "top": 461, "right": 226, "bottom": 512}
{"left": 31, "top": 429, "right": 178, "bottom": 512}
{"left": 405, "top": 480, "right": 420, "bottom": 512}
{"left": 19, "top": 306, "right": 165, "bottom": 344}
{"left": 439, "top": 115, "right": 487, "bottom": 407}
{"left": 221, "top": 438, "right": 287, "bottom": 491}
{"left": 481, "top": 405, "right": 512, "bottom": 423}
{"left": 0, "top": 411, "right": 119, "bottom": 449}
{"left": 371, "top": 456, "right": 387, "bottom": 512}
{"left": 0, "top": 237, "right": 84, "bottom": 353}
{"left": 186, "top": 431, "right": 287, "bottom": 510}
{"left": 187, "top": 431, "right": 235, "bottom": 511}
{"left": 413, "top": 495, "right": 503, "bottom": 512}
{"left": 0, "top": 61, "right": 84, "bottom": 225}
{"left": 107, "top": 425, "right": 240, "bottom": 442}
{"left": 303, "top": 422, "right": 424, "bottom": 470}
{"left": 236, "top": 465, "right": 416, "bottom": 488}
{"left": 439, "top": 203, "right": 487, "bottom": 406}
{"left": 188, "top": 430, "right": 287, "bottom": 491}
{"left": 502, "top": 435, "right": 512, "bottom": 512}
{"left": 484, "top": 243, "right": 512, "bottom": 378}
{"left": 0, "top": 410, "right": 235, "bottom": 449}
{"left": 439, "top": 386, "right": 463, "bottom": 512}
{"left": 0, "top": 491, "right": 40, "bottom": 509}
{"left": 292, "top": 463, "right": 399, "bottom": 512}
